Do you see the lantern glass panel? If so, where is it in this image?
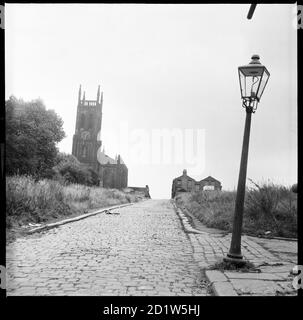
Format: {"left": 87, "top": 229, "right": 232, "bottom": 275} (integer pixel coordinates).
{"left": 239, "top": 70, "right": 246, "bottom": 98}
{"left": 257, "top": 69, "right": 270, "bottom": 100}
{"left": 248, "top": 76, "right": 261, "bottom": 99}
{"left": 239, "top": 70, "right": 261, "bottom": 99}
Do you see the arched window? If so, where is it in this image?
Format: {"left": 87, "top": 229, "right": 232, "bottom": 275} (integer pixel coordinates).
{"left": 88, "top": 113, "right": 94, "bottom": 130}
{"left": 79, "top": 114, "right": 85, "bottom": 129}
{"left": 82, "top": 145, "right": 87, "bottom": 157}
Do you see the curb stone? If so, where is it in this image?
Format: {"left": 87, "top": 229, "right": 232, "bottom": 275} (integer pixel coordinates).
{"left": 204, "top": 270, "right": 238, "bottom": 296}
{"left": 205, "top": 270, "right": 228, "bottom": 282}
{"left": 171, "top": 200, "right": 207, "bottom": 235}
{"left": 26, "top": 202, "right": 135, "bottom": 234}
{"left": 211, "top": 281, "right": 238, "bottom": 296}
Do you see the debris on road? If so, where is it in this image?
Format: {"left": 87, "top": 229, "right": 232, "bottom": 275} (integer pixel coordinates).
{"left": 104, "top": 209, "right": 120, "bottom": 215}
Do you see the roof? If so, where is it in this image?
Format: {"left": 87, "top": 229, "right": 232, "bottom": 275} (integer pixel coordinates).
{"left": 173, "top": 174, "right": 196, "bottom": 182}
{"left": 97, "top": 151, "right": 116, "bottom": 164}
{"left": 199, "top": 176, "right": 221, "bottom": 183}
{"left": 97, "top": 149, "right": 126, "bottom": 165}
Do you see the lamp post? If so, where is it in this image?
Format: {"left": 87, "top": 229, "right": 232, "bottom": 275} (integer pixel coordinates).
{"left": 224, "top": 54, "right": 270, "bottom": 264}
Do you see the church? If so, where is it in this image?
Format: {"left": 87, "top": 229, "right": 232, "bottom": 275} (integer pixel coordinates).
{"left": 72, "top": 85, "right": 128, "bottom": 189}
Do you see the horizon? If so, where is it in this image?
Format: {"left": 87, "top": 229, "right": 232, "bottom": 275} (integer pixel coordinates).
{"left": 5, "top": 4, "right": 297, "bottom": 198}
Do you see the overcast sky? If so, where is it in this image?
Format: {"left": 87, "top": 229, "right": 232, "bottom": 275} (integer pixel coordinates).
{"left": 5, "top": 4, "right": 297, "bottom": 198}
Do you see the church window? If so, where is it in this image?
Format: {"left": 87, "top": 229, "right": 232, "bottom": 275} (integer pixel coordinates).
{"left": 82, "top": 145, "right": 87, "bottom": 157}
{"left": 88, "top": 113, "right": 94, "bottom": 129}
{"left": 80, "top": 114, "right": 85, "bottom": 129}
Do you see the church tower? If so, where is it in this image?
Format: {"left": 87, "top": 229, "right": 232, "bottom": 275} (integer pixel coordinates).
{"left": 72, "top": 85, "right": 103, "bottom": 172}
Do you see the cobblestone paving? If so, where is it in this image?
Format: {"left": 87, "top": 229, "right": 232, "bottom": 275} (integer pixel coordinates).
{"left": 6, "top": 200, "right": 210, "bottom": 296}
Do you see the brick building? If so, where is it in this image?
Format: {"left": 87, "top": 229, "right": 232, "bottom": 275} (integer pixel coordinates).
{"left": 198, "top": 176, "right": 222, "bottom": 191}
{"left": 72, "top": 85, "right": 128, "bottom": 189}
{"left": 171, "top": 169, "right": 222, "bottom": 198}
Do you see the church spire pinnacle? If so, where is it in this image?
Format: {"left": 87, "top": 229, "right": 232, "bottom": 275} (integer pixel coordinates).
{"left": 99, "top": 91, "right": 103, "bottom": 114}
{"left": 97, "top": 85, "right": 100, "bottom": 103}
{"left": 78, "top": 84, "right": 82, "bottom": 103}
{"left": 82, "top": 91, "right": 86, "bottom": 102}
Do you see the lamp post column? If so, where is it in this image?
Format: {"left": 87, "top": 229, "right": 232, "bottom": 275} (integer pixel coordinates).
{"left": 226, "top": 105, "right": 253, "bottom": 261}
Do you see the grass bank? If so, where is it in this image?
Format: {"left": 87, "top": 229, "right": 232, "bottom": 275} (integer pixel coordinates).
{"left": 175, "top": 180, "right": 297, "bottom": 238}
{"left": 6, "top": 175, "right": 144, "bottom": 237}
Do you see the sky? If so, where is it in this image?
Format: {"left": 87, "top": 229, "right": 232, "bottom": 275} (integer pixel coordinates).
{"left": 5, "top": 4, "right": 297, "bottom": 198}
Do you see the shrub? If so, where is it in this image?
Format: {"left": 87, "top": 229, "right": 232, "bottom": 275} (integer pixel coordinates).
{"left": 6, "top": 175, "right": 71, "bottom": 227}
{"left": 52, "top": 153, "right": 100, "bottom": 186}
{"left": 179, "top": 190, "right": 236, "bottom": 231}
{"left": 6, "top": 175, "right": 142, "bottom": 231}
{"left": 245, "top": 179, "right": 297, "bottom": 237}
{"left": 175, "top": 180, "right": 297, "bottom": 238}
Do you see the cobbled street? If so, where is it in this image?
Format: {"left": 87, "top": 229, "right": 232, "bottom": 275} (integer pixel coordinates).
{"left": 6, "top": 200, "right": 210, "bottom": 296}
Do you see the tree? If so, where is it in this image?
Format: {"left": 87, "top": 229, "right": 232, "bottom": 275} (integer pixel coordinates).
{"left": 53, "top": 152, "right": 100, "bottom": 186}
{"left": 53, "top": 152, "right": 79, "bottom": 168}
{"left": 6, "top": 96, "right": 65, "bottom": 177}
{"left": 87, "top": 168, "right": 100, "bottom": 186}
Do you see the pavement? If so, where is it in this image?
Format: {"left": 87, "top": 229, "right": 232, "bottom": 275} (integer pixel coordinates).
{"left": 176, "top": 205, "right": 297, "bottom": 296}
{"left": 6, "top": 199, "right": 297, "bottom": 296}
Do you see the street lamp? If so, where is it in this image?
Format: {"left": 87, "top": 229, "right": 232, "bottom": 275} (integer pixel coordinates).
{"left": 224, "top": 54, "right": 270, "bottom": 264}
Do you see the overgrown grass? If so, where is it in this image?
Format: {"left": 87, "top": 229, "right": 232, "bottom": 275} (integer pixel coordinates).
{"left": 209, "top": 259, "right": 258, "bottom": 272}
{"left": 6, "top": 175, "right": 142, "bottom": 230}
{"left": 175, "top": 180, "right": 297, "bottom": 238}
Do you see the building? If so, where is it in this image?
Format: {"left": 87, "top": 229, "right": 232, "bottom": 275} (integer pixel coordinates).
{"left": 171, "top": 169, "right": 222, "bottom": 198}
{"left": 171, "top": 169, "right": 197, "bottom": 198}
{"left": 72, "top": 85, "right": 128, "bottom": 189}
{"left": 198, "top": 176, "right": 222, "bottom": 191}
{"left": 97, "top": 151, "right": 128, "bottom": 189}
